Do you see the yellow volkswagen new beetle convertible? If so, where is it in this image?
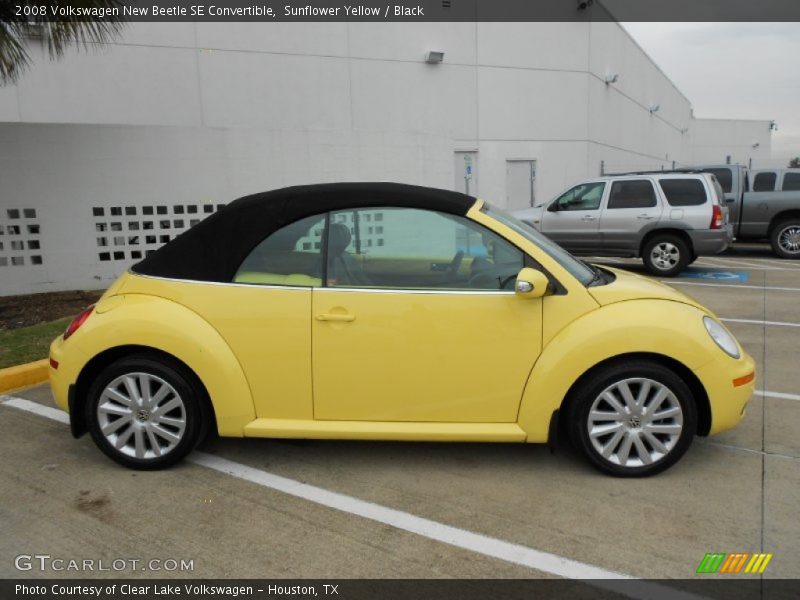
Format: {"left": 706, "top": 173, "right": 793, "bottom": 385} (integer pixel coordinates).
{"left": 49, "top": 183, "right": 755, "bottom": 476}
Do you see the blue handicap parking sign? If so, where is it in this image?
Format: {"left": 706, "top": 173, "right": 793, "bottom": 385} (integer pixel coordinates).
{"left": 680, "top": 268, "right": 749, "bottom": 283}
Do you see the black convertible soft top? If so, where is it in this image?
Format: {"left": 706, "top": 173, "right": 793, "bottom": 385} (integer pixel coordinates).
{"left": 132, "top": 182, "right": 476, "bottom": 283}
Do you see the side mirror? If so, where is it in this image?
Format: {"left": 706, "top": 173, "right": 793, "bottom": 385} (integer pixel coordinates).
{"left": 515, "top": 267, "right": 550, "bottom": 299}
{"left": 547, "top": 202, "right": 560, "bottom": 212}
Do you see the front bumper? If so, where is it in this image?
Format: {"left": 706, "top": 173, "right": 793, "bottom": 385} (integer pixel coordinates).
{"left": 694, "top": 350, "right": 756, "bottom": 436}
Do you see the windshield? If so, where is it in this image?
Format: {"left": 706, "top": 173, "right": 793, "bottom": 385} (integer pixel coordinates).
{"left": 482, "top": 203, "right": 596, "bottom": 286}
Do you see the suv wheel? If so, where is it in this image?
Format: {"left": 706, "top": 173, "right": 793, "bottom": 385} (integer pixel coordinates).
{"left": 770, "top": 219, "right": 800, "bottom": 259}
{"left": 568, "top": 361, "right": 697, "bottom": 477}
{"left": 642, "top": 234, "right": 690, "bottom": 277}
{"left": 86, "top": 354, "right": 206, "bottom": 470}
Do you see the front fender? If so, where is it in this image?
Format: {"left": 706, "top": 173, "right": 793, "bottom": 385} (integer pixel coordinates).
{"left": 518, "top": 299, "right": 716, "bottom": 441}
{"left": 55, "top": 294, "right": 255, "bottom": 437}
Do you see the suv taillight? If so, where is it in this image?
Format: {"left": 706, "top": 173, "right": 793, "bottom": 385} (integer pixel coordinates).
{"left": 710, "top": 205, "right": 723, "bottom": 230}
{"left": 64, "top": 305, "right": 94, "bottom": 340}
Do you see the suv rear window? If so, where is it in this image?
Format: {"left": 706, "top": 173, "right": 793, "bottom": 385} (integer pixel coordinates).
{"left": 704, "top": 168, "right": 732, "bottom": 193}
{"left": 753, "top": 172, "right": 777, "bottom": 192}
{"left": 607, "top": 180, "right": 657, "bottom": 209}
{"left": 782, "top": 172, "right": 800, "bottom": 191}
{"left": 659, "top": 179, "right": 708, "bottom": 206}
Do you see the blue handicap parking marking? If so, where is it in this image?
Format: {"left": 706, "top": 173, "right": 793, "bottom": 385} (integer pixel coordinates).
{"left": 679, "top": 267, "right": 749, "bottom": 283}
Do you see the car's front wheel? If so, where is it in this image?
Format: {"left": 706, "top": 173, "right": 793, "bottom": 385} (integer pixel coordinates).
{"left": 86, "top": 354, "right": 206, "bottom": 469}
{"left": 568, "top": 360, "right": 697, "bottom": 477}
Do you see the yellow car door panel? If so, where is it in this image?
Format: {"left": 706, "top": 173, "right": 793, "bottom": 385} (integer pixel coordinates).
{"left": 312, "top": 288, "right": 543, "bottom": 422}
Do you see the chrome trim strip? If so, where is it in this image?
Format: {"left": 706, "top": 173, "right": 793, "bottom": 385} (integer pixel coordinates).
{"left": 128, "top": 270, "right": 515, "bottom": 295}
{"left": 313, "top": 287, "right": 514, "bottom": 296}
{"left": 128, "top": 270, "right": 311, "bottom": 291}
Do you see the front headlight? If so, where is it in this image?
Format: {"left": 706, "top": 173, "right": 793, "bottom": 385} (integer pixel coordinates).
{"left": 703, "top": 316, "right": 740, "bottom": 359}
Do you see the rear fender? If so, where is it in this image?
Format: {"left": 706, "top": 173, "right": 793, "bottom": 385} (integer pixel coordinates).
{"left": 66, "top": 294, "right": 255, "bottom": 436}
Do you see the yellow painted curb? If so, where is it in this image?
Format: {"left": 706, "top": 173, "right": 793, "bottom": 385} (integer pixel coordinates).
{"left": 0, "top": 359, "right": 49, "bottom": 394}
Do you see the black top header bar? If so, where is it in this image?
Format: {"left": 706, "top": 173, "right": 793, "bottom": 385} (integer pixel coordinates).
{"left": 10, "top": 0, "right": 800, "bottom": 22}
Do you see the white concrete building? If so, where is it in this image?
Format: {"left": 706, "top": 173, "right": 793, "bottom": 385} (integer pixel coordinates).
{"left": 0, "top": 22, "right": 773, "bottom": 295}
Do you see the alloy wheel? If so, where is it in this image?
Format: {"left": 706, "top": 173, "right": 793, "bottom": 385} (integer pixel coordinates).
{"left": 778, "top": 225, "right": 800, "bottom": 255}
{"left": 96, "top": 372, "right": 187, "bottom": 459}
{"left": 586, "top": 377, "right": 684, "bottom": 468}
{"left": 650, "top": 242, "right": 680, "bottom": 271}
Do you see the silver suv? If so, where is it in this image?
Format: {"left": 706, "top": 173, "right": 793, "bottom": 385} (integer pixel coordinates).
{"left": 514, "top": 173, "right": 732, "bottom": 276}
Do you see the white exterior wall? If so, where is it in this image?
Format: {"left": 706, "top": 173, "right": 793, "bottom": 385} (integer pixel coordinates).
{"left": 689, "top": 118, "right": 773, "bottom": 167}
{"left": 0, "top": 22, "right": 772, "bottom": 295}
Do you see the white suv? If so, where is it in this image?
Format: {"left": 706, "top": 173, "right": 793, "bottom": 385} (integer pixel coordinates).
{"left": 514, "top": 172, "right": 732, "bottom": 276}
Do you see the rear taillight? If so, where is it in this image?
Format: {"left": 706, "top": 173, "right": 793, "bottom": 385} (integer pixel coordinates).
{"left": 710, "top": 205, "right": 723, "bottom": 230}
{"left": 64, "top": 305, "right": 94, "bottom": 340}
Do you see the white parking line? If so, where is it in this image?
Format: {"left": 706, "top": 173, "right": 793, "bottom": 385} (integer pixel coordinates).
{"left": 0, "top": 395, "right": 707, "bottom": 599}
{"left": 1, "top": 396, "right": 69, "bottom": 423}
{"left": 708, "top": 257, "right": 800, "bottom": 271}
{"left": 724, "top": 255, "right": 800, "bottom": 268}
{"left": 721, "top": 318, "right": 800, "bottom": 329}
{"left": 695, "top": 256, "right": 775, "bottom": 270}
{"left": 692, "top": 259, "right": 732, "bottom": 268}
{"left": 697, "top": 439, "right": 799, "bottom": 461}
{"left": 667, "top": 281, "right": 800, "bottom": 292}
{"left": 756, "top": 389, "right": 800, "bottom": 402}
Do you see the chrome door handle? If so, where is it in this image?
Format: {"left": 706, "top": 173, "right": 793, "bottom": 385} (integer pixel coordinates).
{"left": 581, "top": 215, "right": 596, "bottom": 222}
{"left": 316, "top": 313, "right": 355, "bottom": 322}
{"left": 636, "top": 214, "right": 655, "bottom": 220}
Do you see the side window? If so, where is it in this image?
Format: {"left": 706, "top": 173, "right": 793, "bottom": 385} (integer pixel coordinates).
{"left": 326, "top": 207, "right": 524, "bottom": 291}
{"left": 705, "top": 168, "right": 732, "bottom": 194}
{"left": 658, "top": 179, "right": 708, "bottom": 207}
{"left": 753, "top": 172, "right": 777, "bottom": 192}
{"left": 234, "top": 214, "right": 325, "bottom": 286}
{"left": 607, "top": 180, "right": 657, "bottom": 209}
{"left": 553, "top": 182, "right": 605, "bottom": 211}
{"left": 782, "top": 172, "right": 800, "bottom": 191}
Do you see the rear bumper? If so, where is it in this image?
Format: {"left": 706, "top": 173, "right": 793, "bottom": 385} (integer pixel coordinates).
{"left": 687, "top": 228, "right": 732, "bottom": 256}
{"left": 49, "top": 336, "right": 89, "bottom": 438}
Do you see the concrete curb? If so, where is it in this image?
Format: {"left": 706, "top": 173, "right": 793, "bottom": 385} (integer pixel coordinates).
{"left": 0, "top": 359, "right": 49, "bottom": 394}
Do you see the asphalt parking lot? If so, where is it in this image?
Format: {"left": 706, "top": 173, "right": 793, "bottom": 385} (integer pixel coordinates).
{"left": 1, "top": 245, "right": 798, "bottom": 584}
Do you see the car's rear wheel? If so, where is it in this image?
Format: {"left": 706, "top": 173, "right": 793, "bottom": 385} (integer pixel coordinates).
{"left": 642, "top": 234, "right": 690, "bottom": 277}
{"left": 568, "top": 361, "right": 697, "bottom": 477}
{"left": 86, "top": 354, "right": 205, "bottom": 469}
{"left": 770, "top": 219, "right": 800, "bottom": 259}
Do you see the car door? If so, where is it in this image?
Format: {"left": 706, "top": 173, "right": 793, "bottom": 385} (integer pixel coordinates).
{"left": 600, "top": 179, "right": 662, "bottom": 254}
{"left": 539, "top": 182, "right": 605, "bottom": 252}
{"left": 312, "top": 206, "right": 543, "bottom": 423}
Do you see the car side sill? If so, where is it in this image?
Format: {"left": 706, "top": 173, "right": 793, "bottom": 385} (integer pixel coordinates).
{"left": 243, "top": 419, "right": 527, "bottom": 442}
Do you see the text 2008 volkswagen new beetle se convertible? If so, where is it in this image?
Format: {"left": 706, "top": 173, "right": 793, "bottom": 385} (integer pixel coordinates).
{"left": 49, "top": 183, "right": 755, "bottom": 476}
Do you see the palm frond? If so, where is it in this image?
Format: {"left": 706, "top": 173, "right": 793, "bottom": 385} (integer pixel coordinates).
{"left": 0, "top": 0, "right": 125, "bottom": 85}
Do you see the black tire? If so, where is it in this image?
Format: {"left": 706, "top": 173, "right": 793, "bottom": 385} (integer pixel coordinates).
{"left": 769, "top": 219, "right": 800, "bottom": 259}
{"left": 567, "top": 360, "right": 697, "bottom": 477}
{"left": 86, "top": 353, "right": 207, "bottom": 470}
{"left": 641, "top": 234, "right": 690, "bottom": 277}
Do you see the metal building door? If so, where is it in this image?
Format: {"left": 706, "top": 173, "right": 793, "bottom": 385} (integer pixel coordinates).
{"left": 506, "top": 160, "right": 536, "bottom": 209}
{"left": 455, "top": 152, "right": 478, "bottom": 196}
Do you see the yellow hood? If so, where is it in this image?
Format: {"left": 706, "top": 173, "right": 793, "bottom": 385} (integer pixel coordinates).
{"left": 588, "top": 266, "right": 710, "bottom": 313}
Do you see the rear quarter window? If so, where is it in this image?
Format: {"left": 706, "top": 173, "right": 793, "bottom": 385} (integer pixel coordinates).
{"left": 782, "top": 172, "right": 800, "bottom": 191}
{"left": 658, "top": 179, "right": 708, "bottom": 207}
{"left": 753, "top": 172, "right": 777, "bottom": 192}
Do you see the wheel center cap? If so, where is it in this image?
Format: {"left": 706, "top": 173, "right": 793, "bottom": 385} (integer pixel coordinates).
{"left": 628, "top": 415, "right": 641, "bottom": 428}
{"left": 135, "top": 409, "right": 150, "bottom": 422}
